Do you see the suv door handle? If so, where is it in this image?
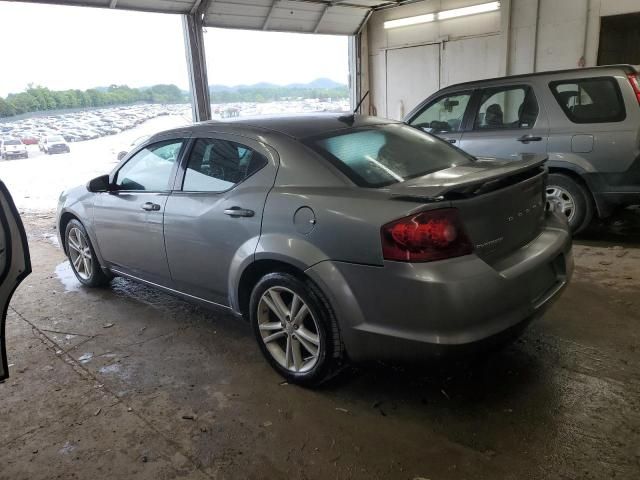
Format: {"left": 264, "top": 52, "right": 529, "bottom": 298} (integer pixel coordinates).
{"left": 141, "top": 202, "right": 161, "bottom": 211}
{"left": 446, "top": 138, "right": 457, "bottom": 144}
{"left": 517, "top": 135, "right": 543, "bottom": 143}
{"left": 224, "top": 206, "right": 255, "bottom": 218}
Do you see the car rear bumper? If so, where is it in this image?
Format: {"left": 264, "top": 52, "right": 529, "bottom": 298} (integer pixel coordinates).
{"left": 306, "top": 211, "right": 573, "bottom": 362}
{"left": 3, "top": 151, "right": 27, "bottom": 158}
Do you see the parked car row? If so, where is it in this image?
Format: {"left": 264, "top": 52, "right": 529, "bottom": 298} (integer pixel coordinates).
{"left": 0, "top": 103, "right": 189, "bottom": 147}
{"left": 405, "top": 64, "right": 640, "bottom": 233}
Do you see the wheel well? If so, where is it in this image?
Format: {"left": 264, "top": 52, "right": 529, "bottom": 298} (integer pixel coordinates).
{"left": 237, "top": 259, "right": 306, "bottom": 319}
{"left": 547, "top": 167, "right": 594, "bottom": 200}
{"left": 58, "top": 212, "right": 79, "bottom": 253}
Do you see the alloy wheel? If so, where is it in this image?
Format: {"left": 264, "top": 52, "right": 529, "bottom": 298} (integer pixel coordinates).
{"left": 257, "top": 286, "right": 321, "bottom": 373}
{"left": 546, "top": 186, "right": 575, "bottom": 222}
{"left": 67, "top": 227, "right": 93, "bottom": 280}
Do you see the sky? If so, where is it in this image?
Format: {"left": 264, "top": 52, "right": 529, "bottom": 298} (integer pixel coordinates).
{"left": 0, "top": 1, "right": 349, "bottom": 97}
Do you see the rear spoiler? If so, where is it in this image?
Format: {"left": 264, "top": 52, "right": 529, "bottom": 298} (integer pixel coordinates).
{"left": 388, "top": 154, "right": 548, "bottom": 201}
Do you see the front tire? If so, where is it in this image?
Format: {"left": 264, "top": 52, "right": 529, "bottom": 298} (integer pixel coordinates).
{"left": 546, "top": 173, "right": 593, "bottom": 234}
{"left": 250, "top": 272, "right": 345, "bottom": 386}
{"left": 65, "top": 219, "right": 110, "bottom": 287}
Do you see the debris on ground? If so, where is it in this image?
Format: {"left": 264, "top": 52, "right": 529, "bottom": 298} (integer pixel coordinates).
{"left": 102, "top": 323, "right": 114, "bottom": 328}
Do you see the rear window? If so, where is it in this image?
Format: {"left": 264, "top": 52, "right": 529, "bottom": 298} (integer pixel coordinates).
{"left": 550, "top": 77, "right": 626, "bottom": 123}
{"left": 47, "top": 136, "right": 63, "bottom": 142}
{"left": 5, "top": 140, "right": 21, "bottom": 145}
{"left": 308, "top": 124, "right": 474, "bottom": 188}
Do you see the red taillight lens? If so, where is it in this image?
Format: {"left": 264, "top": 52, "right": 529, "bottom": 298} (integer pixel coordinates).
{"left": 381, "top": 208, "right": 473, "bottom": 262}
{"left": 628, "top": 73, "right": 640, "bottom": 105}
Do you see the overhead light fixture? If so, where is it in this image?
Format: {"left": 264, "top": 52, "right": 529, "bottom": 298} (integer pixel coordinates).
{"left": 383, "top": 2, "right": 500, "bottom": 30}
{"left": 383, "top": 13, "right": 435, "bottom": 30}
{"left": 438, "top": 1, "right": 501, "bottom": 20}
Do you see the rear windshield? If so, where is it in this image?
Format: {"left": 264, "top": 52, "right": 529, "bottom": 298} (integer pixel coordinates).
{"left": 5, "top": 139, "right": 21, "bottom": 145}
{"left": 549, "top": 77, "right": 626, "bottom": 123}
{"left": 308, "top": 124, "right": 474, "bottom": 188}
{"left": 47, "top": 136, "right": 64, "bottom": 142}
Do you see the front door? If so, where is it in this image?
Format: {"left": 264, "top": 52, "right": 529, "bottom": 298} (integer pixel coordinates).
{"left": 459, "top": 84, "right": 549, "bottom": 160}
{"left": 164, "top": 135, "right": 278, "bottom": 306}
{"left": 406, "top": 91, "right": 474, "bottom": 146}
{"left": 93, "top": 138, "right": 186, "bottom": 285}
{"left": 0, "top": 181, "right": 31, "bottom": 382}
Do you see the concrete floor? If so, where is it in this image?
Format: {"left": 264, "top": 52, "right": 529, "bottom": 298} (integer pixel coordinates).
{"left": 1, "top": 212, "right": 639, "bottom": 480}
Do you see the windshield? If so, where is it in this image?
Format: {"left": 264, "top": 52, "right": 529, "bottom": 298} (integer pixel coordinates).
{"left": 308, "top": 124, "right": 474, "bottom": 188}
{"left": 47, "top": 136, "right": 64, "bottom": 142}
{"left": 5, "top": 139, "right": 21, "bottom": 145}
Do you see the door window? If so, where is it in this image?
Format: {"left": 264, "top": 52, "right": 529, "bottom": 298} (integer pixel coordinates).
{"left": 115, "top": 139, "right": 184, "bottom": 191}
{"left": 549, "top": 77, "right": 626, "bottom": 123}
{"left": 182, "top": 138, "right": 268, "bottom": 192}
{"left": 408, "top": 93, "right": 472, "bottom": 133}
{"left": 474, "top": 86, "right": 539, "bottom": 130}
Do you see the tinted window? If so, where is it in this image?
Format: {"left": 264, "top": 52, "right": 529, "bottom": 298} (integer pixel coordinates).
{"left": 183, "top": 138, "right": 268, "bottom": 192}
{"left": 409, "top": 93, "right": 472, "bottom": 133}
{"left": 309, "top": 124, "right": 473, "bottom": 188}
{"left": 474, "top": 85, "right": 539, "bottom": 130}
{"left": 550, "top": 77, "right": 625, "bottom": 123}
{"left": 5, "top": 140, "right": 21, "bottom": 145}
{"left": 115, "top": 139, "right": 183, "bottom": 191}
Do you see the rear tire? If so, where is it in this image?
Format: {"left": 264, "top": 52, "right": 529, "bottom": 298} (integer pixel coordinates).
{"left": 64, "top": 219, "right": 110, "bottom": 287}
{"left": 546, "top": 173, "right": 593, "bottom": 234}
{"left": 250, "top": 272, "right": 345, "bottom": 387}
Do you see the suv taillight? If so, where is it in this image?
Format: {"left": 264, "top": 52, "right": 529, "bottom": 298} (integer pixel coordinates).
{"left": 628, "top": 73, "right": 640, "bottom": 105}
{"left": 381, "top": 208, "right": 473, "bottom": 262}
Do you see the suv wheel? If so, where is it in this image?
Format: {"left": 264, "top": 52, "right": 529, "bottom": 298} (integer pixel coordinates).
{"left": 546, "top": 173, "right": 593, "bottom": 234}
{"left": 250, "top": 272, "right": 345, "bottom": 386}
{"left": 64, "top": 219, "right": 110, "bottom": 287}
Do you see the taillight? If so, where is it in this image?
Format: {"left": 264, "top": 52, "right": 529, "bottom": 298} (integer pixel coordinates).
{"left": 381, "top": 208, "right": 473, "bottom": 262}
{"left": 628, "top": 73, "right": 640, "bottom": 105}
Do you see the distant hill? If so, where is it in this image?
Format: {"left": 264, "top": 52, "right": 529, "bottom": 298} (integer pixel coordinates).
{"left": 209, "top": 78, "right": 346, "bottom": 92}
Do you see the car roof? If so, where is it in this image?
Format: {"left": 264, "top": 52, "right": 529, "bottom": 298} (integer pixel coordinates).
{"left": 443, "top": 64, "right": 640, "bottom": 90}
{"left": 198, "top": 113, "right": 400, "bottom": 139}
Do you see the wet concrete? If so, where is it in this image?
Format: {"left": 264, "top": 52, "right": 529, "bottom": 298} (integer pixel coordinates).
{"left": 1, "top": 213, "right": 639, "bottom": 480}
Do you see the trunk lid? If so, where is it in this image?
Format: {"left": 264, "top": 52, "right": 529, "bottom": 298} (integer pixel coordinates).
{"left": 388, "top": 154, "right": 548, "bottom": 263}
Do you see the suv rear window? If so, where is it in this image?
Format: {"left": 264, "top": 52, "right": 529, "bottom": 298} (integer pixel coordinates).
{"left": 4, "top": 140, "right": 21, "bottom": 146}
{"left": 550, "top": 77, "right": 626, "bottom": 123}
{"left": 308, "top": 124, "right": 474, "bottom": 188}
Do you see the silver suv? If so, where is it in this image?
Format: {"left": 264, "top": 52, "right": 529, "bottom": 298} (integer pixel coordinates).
{"left": 405, "top": 65, "right": 640, "bottom": 233}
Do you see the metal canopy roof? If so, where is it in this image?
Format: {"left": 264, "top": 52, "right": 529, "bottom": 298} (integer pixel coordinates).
{"left": 10, "top": 0, "right": 401, "bottom": 34}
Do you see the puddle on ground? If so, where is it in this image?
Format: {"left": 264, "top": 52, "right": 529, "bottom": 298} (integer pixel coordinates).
{"left": 78, "top": 352, "right": 93, "bottom": 364}
{"left": 42, "top": 232, "right": 60, "bottom": 248}
{"left": 54, "top": 261, "right": 81, "bottom": 292}
{"left": 99, "top": 363, "right": 121, "bottom": 374}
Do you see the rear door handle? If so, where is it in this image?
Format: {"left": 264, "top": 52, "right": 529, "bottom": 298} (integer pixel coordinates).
{"left": 517, "top": 135, "right": 543, "bottom": 143}
{"left": 141, "top": 202, "right": 161, "bottom": 211}
{"left": 224, "top": 206, "right": 255, "bottom": 218}
{"left": 445, "top": 138, "right": 457, "bottom": 144}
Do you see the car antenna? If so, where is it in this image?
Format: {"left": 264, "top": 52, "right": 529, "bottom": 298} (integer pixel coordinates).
{"left": 353, "top": 91, "right": 370, "bottom": 115}
{"left": 339, "top": 91, "right": 370, "bottom": 126}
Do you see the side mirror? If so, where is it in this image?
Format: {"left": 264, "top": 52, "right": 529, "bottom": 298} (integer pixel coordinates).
{"left": 87, "top": 174, "right": 112, "bottom": 193}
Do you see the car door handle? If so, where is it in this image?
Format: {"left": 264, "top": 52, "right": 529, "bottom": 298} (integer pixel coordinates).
{"left": 446, "top": 138, "right": 457, "bottom": 144}
{"left": 517, "top": 135, "right": 543, "bottom": 143}
{"left": 224, "top": 206, "right": 255, "bottom": 218}
{"left": 141, "top": 202, "right": 161, "bottom": 211}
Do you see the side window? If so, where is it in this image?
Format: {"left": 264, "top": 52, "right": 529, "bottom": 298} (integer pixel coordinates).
{"left": 474, "top": 86, "right": 539, "bottom": 130}
{"left": 183, "top": 138, "right": 268, "bottom": 192}
{"left": 550, "top": 77, "right": 626, "bottom": 123}
{"left": 409, "top": 93, "right": 472, "bottom": 133}
{"left": 115, "top": 139, "right": 183, "bottom": 191}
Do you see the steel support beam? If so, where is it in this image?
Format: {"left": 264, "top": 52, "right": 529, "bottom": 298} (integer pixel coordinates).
{"left": 263, "top": 0, "right": 278, "bottom": 30}
{"left": 182, "top": 13, "right": 211, "bottom": 122}
{"left": 109, "top": 0, "right": 117, "bottom": 8}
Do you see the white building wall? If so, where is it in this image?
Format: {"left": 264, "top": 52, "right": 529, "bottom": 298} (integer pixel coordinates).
{"left": 363, "top": 0, "right": 640, "bottom": 119}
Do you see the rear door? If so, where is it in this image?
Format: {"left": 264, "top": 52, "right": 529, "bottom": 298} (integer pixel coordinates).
{"left": 406, "top": 91, "right": 474, "bottom": 146}
{"left": 0, "top": 180, "right": 31, "bottom": 382}
{"left": 459, "top": 83, "right": 549, "bottom": 159}
{"left": 163, "top": 134, "right": 278, "bottom": 306}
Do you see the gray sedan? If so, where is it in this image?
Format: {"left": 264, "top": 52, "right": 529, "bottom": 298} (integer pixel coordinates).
{"left": 57, "top": 114, "right": 573, "bottom": 385}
